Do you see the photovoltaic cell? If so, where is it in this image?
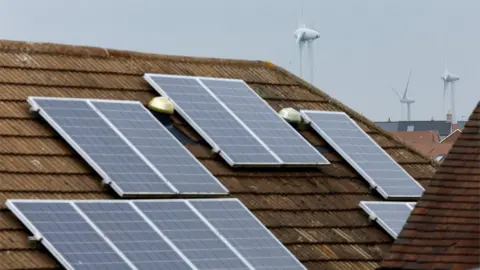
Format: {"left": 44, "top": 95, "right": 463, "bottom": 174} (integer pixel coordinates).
{"left": 200, "top": 79, "right": 329, "bottom": 165}
{"left": 8, "top": 199, "right": 307, "bottom": 270}
{"left": 28, "top": 98, "right": 174, "bottom": 195}
{"left": 191, "top": 199, "right": 306, "bottom": 270}
{"left": 144, "top": 75, "right": 279, "bottom": 166}
{"left": 360, "top": 201, "right": 415, "bottom": 238}
{"left": 28, "top": 97, "right": 227, "bottom": 196}
{"left": 7, "top": 201, "right": 131, "bottom": 270}
{"left": 76, "top": 202, "right": 193, "bottom": 270}
{"left": 300, "top": 110, "right": 424, "bottom": 199}
{"left": 134, "top": 201, "right": 250, "bottom": 270}
{"left": 90, "top": 101, "right": 227, "bottom": 194}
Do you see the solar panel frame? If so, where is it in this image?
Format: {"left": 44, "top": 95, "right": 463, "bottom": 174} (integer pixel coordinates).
{"left": 28, "top": 96, "right": 228, "bottom": 197}
{"left": 89, "top": 100, "right": 228, "bottom": 195}
{"left": 189, "top": 198, "right": 307, "bottom": 270}
{"left": 359, "top": 201, "right": 415, "bottom": 239}
{"left": 198, "top": 78, "right": 329, "bottom": 166}
{"left": 407, "top": 202, "right": 416, "bottom": 209}
{"left": 6, "top": 199, "right": 137, "bottom": 270}
{"left": 8, "top": 199, "right": 306, "bottom": 270}
{"left": 74, "top": 200, "right": 198, "bottom": 270}
{"left": 27, "top": 96, "right": 178, "bottom": 197}
{"left": 134, "top": 200, "right": 254, "bottom": 270}
{"left": 300, "top": 110, "right": 425, "bottom": 199}
{"left": 144, "top": 73, "right": 282, "bottom": 167}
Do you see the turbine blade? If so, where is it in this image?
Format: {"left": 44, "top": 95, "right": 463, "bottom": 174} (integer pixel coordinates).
{"left": 392, "top": 88, "right": 402, "bottom": 99}
{"left": 296, "top": 31, "right": 305, "bottom": 44}
{"left": 403, "top": 68, "right": 412, "bottom": 99}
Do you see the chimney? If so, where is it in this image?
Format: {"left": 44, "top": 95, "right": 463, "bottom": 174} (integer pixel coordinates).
{"left": 451, "top": 123, "right": 458, "bottom": 132}
{"left": 446, "top": 110, "right": 452, "bottom": 123}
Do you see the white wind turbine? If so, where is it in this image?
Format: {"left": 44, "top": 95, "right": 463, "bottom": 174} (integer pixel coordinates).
{"left": 392, "top": 69, "right": 415, "bottom": 121}
{"left": 293, "top": 3, "right": 320, "bottom": 84}
{"left": 441, "top": 61, "right": 460, "bottom": 123}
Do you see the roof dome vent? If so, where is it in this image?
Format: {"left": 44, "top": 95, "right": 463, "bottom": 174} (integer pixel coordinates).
{"left": 148, "top": 97, "right": 174, "bottom": 115}
{"left": 278, "top": 108, "right": 302, "bottom": 124}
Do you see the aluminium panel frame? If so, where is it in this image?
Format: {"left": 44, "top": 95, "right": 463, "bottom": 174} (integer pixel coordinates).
{"left": 300, "top": 110, "right": 424, "bottom": 200}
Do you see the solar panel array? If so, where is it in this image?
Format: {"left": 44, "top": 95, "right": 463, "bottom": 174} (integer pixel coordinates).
{"left": 144, "top": 74, "right": 329, "bottom": 167}
{"left": 7, "top": 199, "right": 306, "bottom": 270}
{"left": 27, "top": 97, "right": 227, "bottom": 197}
{"left": 359, "top": 201, "right": 416, "bottom": 238}
{"left": 300, "top": 110, "right": 424, "bottom": 199}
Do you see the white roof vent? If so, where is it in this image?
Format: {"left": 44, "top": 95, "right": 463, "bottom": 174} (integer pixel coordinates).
{"left": 278, "top": 108, "right": 302, "bottom": 124}
{"left": 148, "top": 97, "right": 174, "bottom": 115}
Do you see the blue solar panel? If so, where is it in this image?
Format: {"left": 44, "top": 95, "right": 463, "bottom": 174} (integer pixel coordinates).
{"left": 6, "top": 201, "right": 133, "bottom": 270}
{"left": 191, "top": 199, "right": 306, "bottom": 270}
{"left": 90, "top": 101, "right": 227, "bottom": 194}
{"left": 76, "top": 201, "right": 194, "bottom": 270}
{"left": 360, "top": 201, "right": 415, "bottom": 238}
{"left": 134, "top": 201, "right": 251, "bottom": 270}
{"left": 144, "top": 75, "right": 280, "bottom": 166}
{"left": 200, "top": 78, "right": 329, "bottom": 166}
{"left": 9, "top": 199, "right": 306, "bottom": 270}
{"left": 28, "top": 97, "right": 227, "bottom": 196}
{"left": 28, "top": 97, "right": 174, "bottom": 195}
{"left": 300, "top": 110, "right": 424, "bottom": 199}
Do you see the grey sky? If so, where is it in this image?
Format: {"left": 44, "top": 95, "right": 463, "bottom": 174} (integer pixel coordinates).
{"left": 1, "top": 0, "right": 478, "bottom": 121}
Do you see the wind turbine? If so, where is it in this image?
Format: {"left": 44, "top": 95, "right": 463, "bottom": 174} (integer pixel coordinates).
{"left": 293, "top": 2, "right": 320, "bottom": 84}
{"left": 441, "top": 62, "right": 460, "bottom": 123}
{"left": 293, "top": 26, "right": 320, "bottom": 83}
{"left": 392, "top": 69, "right": 415, "bottom": 121}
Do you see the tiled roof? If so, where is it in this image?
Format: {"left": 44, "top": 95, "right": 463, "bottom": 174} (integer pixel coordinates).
{"left": 380, "top": 102, "right": 480, "bottom": 270}
{"left": 392, "top": 131, "right": 441, "bottom": 145}
{"left": 0, "top": 40, "right": 437, "bottom": 270}
{"left": 391, "top": 131, "right": 453, "bottom": 159}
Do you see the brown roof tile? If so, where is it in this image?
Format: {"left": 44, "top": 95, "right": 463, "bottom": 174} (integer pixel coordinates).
{"left": 0, "top": 40, "right": 437, "bottom": 270}
{"left": 391, "top": 130, "right": 455, "bottom": 159}
{"left": 380, "top": 102, "right": 480, "bottom": 270}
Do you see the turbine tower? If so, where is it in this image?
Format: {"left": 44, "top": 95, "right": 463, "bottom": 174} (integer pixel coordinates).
{"left": 441, "top": 62, "right": 460, "bottom": 123}
{"left": 392, "top": 69, "right": 415, "bottom": 121}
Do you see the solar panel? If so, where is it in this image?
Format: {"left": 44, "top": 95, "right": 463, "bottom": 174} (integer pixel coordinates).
{"left": 134, "top": 201, "right": 252, "bottom": 270}
{"left": 75, "top": 201, "right": 194, "bottom": 270}
{"left": 199, "top": 78, "right": 329, "bottom": 165}
{"left": 144, "top": 74, "right": 280, "bottom": 166}
{"left": 28, "top": 97, "right": 227, "bottom": 196}
{"left": 359, "top": 201, "right": 415, "bottom": 238}
{"left": 300, "top": 110, "right": 424, "bottom": 199}
{"left": 28, "top": 97, "right": 175, "bottom": 196}
{"left": 6, "top": 200, "right": 133, "bottom": 270}
{"left": 190, "top": 199, "right": 306, "bottom": 270}
{"left": 90, "top": 101, "right": 227, "bottom": 194}
{"left": 8, "top": 199, "right": 306, "bottom": 270}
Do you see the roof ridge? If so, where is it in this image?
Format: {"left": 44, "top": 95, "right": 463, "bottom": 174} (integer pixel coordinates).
{"left": 0, "top": 39, "right": 265, "bottom": 66}
{"left": 0, "top": 39, "right": 435, "bottom": 166}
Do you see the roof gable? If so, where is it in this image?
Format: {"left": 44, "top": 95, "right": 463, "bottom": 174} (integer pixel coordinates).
{"left": 380, "top": 102, "right": 480, "bottom": 270}
{"left": 0, "top": 40, "right": 436, "bottom": 270}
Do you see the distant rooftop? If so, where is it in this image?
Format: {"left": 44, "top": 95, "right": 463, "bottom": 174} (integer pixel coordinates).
{"left": 375, "top": 120, "right": 464, "bottom": 137}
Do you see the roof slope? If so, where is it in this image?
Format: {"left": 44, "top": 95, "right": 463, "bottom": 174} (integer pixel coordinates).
{"left": 392, "top": 131, "right": 453, "bottom": 159}
{"left": 0, "top": 40, "right": 436, "bottom": 270}
{"left": 380, "top": 102, "right": 480, "bottom": 270}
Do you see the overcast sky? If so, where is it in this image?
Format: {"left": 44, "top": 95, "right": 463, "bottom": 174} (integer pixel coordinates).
{"left": 1, "top": 0, "right": 478, "bottom": 121}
